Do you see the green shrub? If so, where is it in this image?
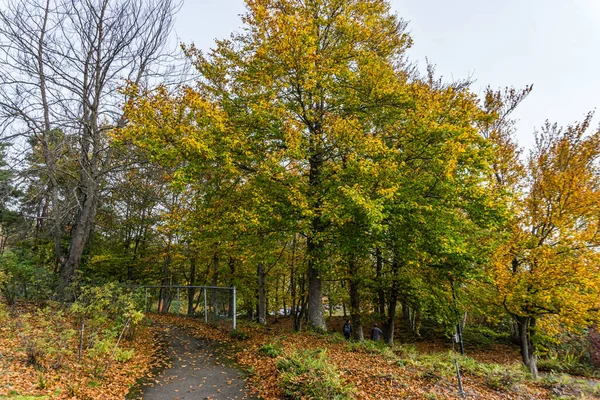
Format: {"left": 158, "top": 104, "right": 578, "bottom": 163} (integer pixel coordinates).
{"left": 229, "top": 329, "right": 249, "bottom": 340}
{"left": 277, "top": 348, "right": 354, "bottom": 400}
{"left": 259, "top": 342, "right": 283, "bottom": 358}
{"left": 17, "top": 308, "right": 76, "bottom": 370}
{"left": 0, "top": 250, "right": 55, "bottom": 305}
{"left": 329, "top": 332, "right": 346, "bottom": 344}
{"left": 537, "top": 333, "right": 596, "bottom": 377}
{"left": 115, "top": 348, "right": 135, "bottom": 363}
{"left": 0, "top": 302, "right": 9, "bottom": 322}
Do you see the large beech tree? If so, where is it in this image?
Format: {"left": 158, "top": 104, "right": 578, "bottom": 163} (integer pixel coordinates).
{"left": 121, "top": 0, "right": 504, "bottom": 332}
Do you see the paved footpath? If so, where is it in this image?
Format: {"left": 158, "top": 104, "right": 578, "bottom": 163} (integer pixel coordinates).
{"left": 141, "top": 324, "right": 249, "bottom": 400}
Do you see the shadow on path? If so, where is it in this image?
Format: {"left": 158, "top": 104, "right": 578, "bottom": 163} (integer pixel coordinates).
{"left": 140, "top": 323, "right": 249, "bottom": 400}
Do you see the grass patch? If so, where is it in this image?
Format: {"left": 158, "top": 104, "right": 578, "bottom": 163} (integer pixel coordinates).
{"left": 541, "top": 373, "right": 600, "bottom": 398}
{"left": 402, "top": 351, "right": 527, "bottom": 392}
{"left": 277, "top": 348, "right": 354, "bottom": 400}
{"left": 345, "top": 340, "right": 396, "bottom": 359}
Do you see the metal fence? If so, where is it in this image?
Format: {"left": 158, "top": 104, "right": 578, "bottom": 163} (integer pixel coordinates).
{"left": 143, "top": 285, "right": 237, "bottom": 330}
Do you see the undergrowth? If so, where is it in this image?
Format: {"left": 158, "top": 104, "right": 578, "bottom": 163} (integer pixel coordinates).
{"left": 277, "top": 348, "right": 354, "bottom": 400}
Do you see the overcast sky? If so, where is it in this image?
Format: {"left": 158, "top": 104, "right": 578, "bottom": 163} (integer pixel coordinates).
{"left": 172, "top": 0, "right": 600, "bottom": 149}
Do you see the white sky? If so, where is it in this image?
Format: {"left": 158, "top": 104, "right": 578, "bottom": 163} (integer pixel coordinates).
{"left": 173, "top": 0, "right": 600, "bottom": 149}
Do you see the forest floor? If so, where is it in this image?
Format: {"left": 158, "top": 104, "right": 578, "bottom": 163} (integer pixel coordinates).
{"left": 1, "top": 303, "right": 600, "bottom": 399}
{"left": 147, "top": 313, "right": 600, "bottom": 400}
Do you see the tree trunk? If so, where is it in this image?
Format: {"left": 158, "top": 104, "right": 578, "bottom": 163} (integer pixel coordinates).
{"left": 211, "top": 252, "right": 218, "bottom": 321}
{"left": 187, "top": 256, "right": 197, "bottom": 316}
{"left": 385, "top": 257, "right": 400, "bottom": 345}
{"left": 158, "top": 234, "right": 172, "bottom": 313}
{"left": 376, "top": 248, "right": 386, "bottom": 315}
{"left": 349, "top": 263, "right": 364, "bottom": 341}
{"left": 294, "top": 272, "right": 308, "bottom": 331}
{"left": 307, "top": 145, "right": 326, "bottom": 331}
{"left": 60, "top": 182, "right": 97, "bottom": 300}
{"left": 257, "top": 262, "right": 266, "bottom": 325}
{"left": 228, "top": 256, "right": 235, "bottom": 318}
{"left": 516, "top": 315, "right": 539, "bottom": 379}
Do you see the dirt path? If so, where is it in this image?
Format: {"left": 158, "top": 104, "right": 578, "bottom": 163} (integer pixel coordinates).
{"left": 141, "top": 324, "right": 249, "bottom": 400}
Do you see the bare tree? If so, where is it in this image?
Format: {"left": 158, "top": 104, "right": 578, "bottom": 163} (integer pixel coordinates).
{"left": 0, "top": 0, "right": 182, "bottom": 298}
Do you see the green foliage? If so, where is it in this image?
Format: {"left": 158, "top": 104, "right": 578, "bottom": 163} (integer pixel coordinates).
{"left": 0, "top": 302, "right": 9, "bottom": 322}
{"left": 229, "top": 329, "right": 249, "bottom": 341}
{"left": 345, "top": 340, "right": 396, "bottom": 359}
{"left": 277, "top": 348, "right": 354, "bottom": 400}
{"left": 0, "top": 250, "right": 54, "bottom": 305}
{"left": 18, "top": 308, "right": 76, "bottom": 370}
{"left": 259, "top": 342, "right": 283, "bottom": 358}
{"left": 533, "top": 330, "right": 598, "bottom": 377}
{"left": 115, "top": 348, "right": 135, "bottom": 363}
{"left": 72, "top": 283, "right": 145, "bottom": 334}
{"left": 403, "top": 351, "right": 527, "bottom": 392}
{"left": 461, "top": 325, "right": 513, "bottom": 347}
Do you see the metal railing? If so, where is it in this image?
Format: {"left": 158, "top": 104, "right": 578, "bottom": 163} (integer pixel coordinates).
{"left": 143, "top": 285, "right": 237, "bottom": 330}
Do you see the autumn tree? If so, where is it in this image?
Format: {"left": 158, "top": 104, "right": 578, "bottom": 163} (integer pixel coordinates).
{"left": 486, "top": 109, "right": 600, "bottom": 377}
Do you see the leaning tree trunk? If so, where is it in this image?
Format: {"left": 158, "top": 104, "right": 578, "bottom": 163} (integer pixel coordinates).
{"left": 60, "top": 180, "right": 97, "bottom": 300}
{"left": 348, "top": 259, "right": 364, "bottom": 341}
{"left": 516, "top": 315, "right": 539, "bottom": 379}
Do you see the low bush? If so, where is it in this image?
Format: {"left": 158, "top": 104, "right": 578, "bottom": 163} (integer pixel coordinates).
{"left": 259, "top": 342, "right": 283, "bottom": 358}
{"left": 277, "top": 348, "right": 354, "bottom": 400}
{"left": 537, "top": 331, "right": 597, "bottom": 378}
{"left": 230, "top": 329, "right": 249, "bottom": 340}
{"left": 115, "top": 348, "right": 135, "bottom": 363}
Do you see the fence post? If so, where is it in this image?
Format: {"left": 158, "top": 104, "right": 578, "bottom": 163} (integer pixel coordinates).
{"left": 232, "top": 286, "right": 237, "bottom": 330}
{"left": 177, "top": 287, "right": 181, "bottom": 315}
{"left": 144, "top": 287, "right": 148, "bottom": 312}
{"left": 204, "top": 287, "right": 208, "bottom": 324}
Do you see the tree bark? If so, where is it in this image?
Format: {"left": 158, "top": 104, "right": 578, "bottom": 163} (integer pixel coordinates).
{"left": 385, "top": 257, "right": 400, "bottom": 345}
{"left": 228, "top": 256, "right": 235, "bottom": 318}
{"left": 307, "top": 141, "right": 326, "bottom": 331}
{"left": 60, "top": 181, "right": 97, "bottom": 300}
{"left": 158, "top": 234, "right": 172, "bottom": 313}
{"left": 257, "top": 262, "right": 266, "bottom": 325}
{"left": 376, "top": 247, "right": 386, "bottom": 315}
{"left": 349, "top": 262, "right": 364, "bottom": 341}
{"left": 290, "top": 234, "right": 297, "bottom": 316}
{"left": 516, "top": 315, "right": 539, "bottom": 379}
{"left": 187, "top": 255, "right": 197, "bottom": 316}
{"left": 211, "top": 252, "right": 218, "bottom": 321}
